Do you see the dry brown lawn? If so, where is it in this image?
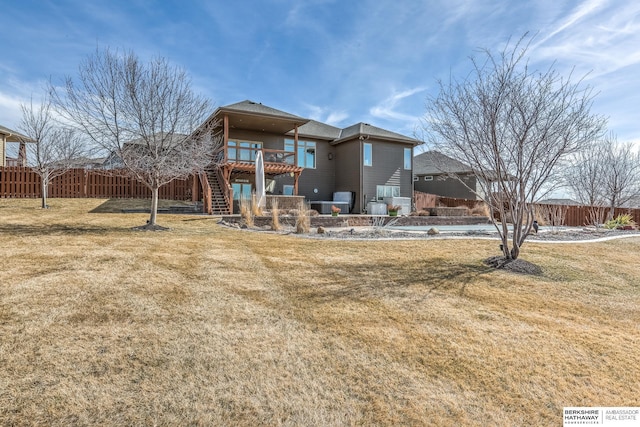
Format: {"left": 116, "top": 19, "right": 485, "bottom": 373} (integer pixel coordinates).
{"left": 1, "top": 198, "right": 639, "bottom": 426}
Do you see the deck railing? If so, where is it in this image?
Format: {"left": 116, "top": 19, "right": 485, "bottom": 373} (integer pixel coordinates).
{"left": 227, "top": 147, "right": 296, "bottom": 165}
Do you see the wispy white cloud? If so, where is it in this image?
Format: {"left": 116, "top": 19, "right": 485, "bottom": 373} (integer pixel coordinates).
{"left": 534, "top": 0, "right": 606, "bottom": 46}
{"left": 304, "top": 104, "right": 349, "bottom": 126}
{"left": 370, "top": 87, "right": 427, "bottom": 122}
{"left": 531, "top": 1, "right": 640, "bottom": 78}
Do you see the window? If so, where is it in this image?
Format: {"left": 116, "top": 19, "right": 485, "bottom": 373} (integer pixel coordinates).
{"left": 413, "top": 176, "right": 419, "bottom": 181}
{"left": 363, "top": 142, "right": 372, "bottom": 166}
{"left": 232, "top": 182, "right": 252, "bottom": 200}
{"left": 285, "top": 139, "right": 316, "bottom": 168}
{"left": 283, "top": 185, "right": 294, "bottom": 195}
{"left": 404, "top": 148, "right": 412, "bottom": 170}
{"left": 228, "top": 140, "right": 262, "bottom": 162}
{"left": 376, "top": 185, "right": 400, "bottom": 200}
{"left": 424, "top": 176, "right": 433, "bottom": 181}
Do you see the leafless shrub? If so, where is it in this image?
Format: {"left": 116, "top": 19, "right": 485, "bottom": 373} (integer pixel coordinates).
{"left": 587, "top": 206, "right": 608, "bottom": 227}
{"left": 532, "top": 205, "right": 548, "bottom": 227}
{"left": 470, "top": 202, "right": 490, "bottom": 217}
{"left": 534, "top": 204, "right": 567, "bottom": 233}
{"left": 251, "top": 192, "right": 263, "bottom": 217}
{"left": 270, "top": 199, "right": 281, "bottom": 231}
{"left": 370, "top": 217, "right": 386, "bottom": 228}
{"left": 239, "top": 196, "right": 253, "bottom": 227}
{"left": 295, "top": 202, "right": 310, "bottom": 234}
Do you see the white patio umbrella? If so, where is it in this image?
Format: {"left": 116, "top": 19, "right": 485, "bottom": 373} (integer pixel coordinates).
{"left": 255, "top": 150, "right": 266, "bottom": 208}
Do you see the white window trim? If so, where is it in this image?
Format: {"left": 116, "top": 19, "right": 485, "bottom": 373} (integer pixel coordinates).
{"left": 404, "top": 148, "right": 412, "bottom": 170}
{"left": 364, "top": 142, "right": 372, "bottom": 167}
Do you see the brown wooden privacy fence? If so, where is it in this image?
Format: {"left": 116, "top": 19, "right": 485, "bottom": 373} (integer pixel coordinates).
{"left": 430, "top": 193, "right": 640, "bottom": 227}
{"left": 0, "top": 167, "right": 201, "bottom": 201}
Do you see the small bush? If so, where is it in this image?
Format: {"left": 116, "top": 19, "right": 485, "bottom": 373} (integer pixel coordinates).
{"left": 270, "top": 199, "right": 281, "bottom": 231}
{"left": 604, "top": 214, "right": 636, "bottom": 230}
{"left": 470, "top": 202, "right": 489, "bottom": 217}
{"left": 251, "top": 192, "right": 264, "bottom": 217}
{"left": 239, "top": 197, "right": 254, "bottom": 227}
{"left": 295, "top": 202, "right": 311, "bottom": 234}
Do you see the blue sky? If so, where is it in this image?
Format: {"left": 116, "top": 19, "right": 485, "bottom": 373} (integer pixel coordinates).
{"left": 1, "top": 0, "right": 639, "bottom": 148}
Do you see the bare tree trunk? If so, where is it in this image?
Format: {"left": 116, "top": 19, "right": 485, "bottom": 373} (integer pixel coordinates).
{"left": 41, "top": 175, "right": 48, "bottom": 209}
{"left": 149, "top": 186, "right": 159, "bottom": 226}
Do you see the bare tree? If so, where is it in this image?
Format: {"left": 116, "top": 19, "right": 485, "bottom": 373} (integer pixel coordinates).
{"left": 600, "top": 137, "right": 640, "bottom": 215}
{"left": 19, "top": 96, "right": 86, "bottom": 209}
{"left": 51, "top": 47, "right": 220, "bottom": 229}
{"left": 424, "top": 35, "right": 605, "bottom": 260}
{"left": 565, "top": 134, "right": 640, "bottom": 223}
{"left": 565, "top": 141, "right": 607, "bottom": 207}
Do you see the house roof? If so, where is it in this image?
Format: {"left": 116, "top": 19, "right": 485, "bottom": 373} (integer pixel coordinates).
{"left": 123, "top": 132, "right": 189, "bottom": 147}
{"left": 219, "top": 100, "right": 308, "bottom": 122}
{"left": 285, "top": 120, "right": 342, "bottom": 141}
{"left": 413, "top": 150, "right": 474, "bottom": 175}
{"left": 0, "top": 124, "right": 32, "bottom": 142}
{"left": 537, "top": 198, "right": 582, "bottom": 206}
{"left": 203, "top": 100, "right": 419, "bottom": 145}
{"left": 332, "top": 122, "right": 419, "bottom": 145}
{"left": 210, "top": 100, "right": 309, "bottom": 134}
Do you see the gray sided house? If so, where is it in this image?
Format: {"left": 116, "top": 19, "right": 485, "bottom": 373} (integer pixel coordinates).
{"left": 198, "top": 100, "right": 419, "bottom": 214}
{"left": 413, "top": 150, "right": 481, "bottom": 200}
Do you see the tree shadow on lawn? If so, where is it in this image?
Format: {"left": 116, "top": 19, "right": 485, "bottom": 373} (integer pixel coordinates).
{"left": 89, "top": 198, "right": 195, "bottom": 213}
{"left": 0, "top": 223, "right": 128, "bottom": 236}
{"left": 301, "top": 259, "right": 497, "bottom": 303}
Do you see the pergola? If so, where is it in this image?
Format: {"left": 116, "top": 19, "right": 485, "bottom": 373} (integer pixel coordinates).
{"left": 0, "top": 125, "right": 33, "bottom": 167}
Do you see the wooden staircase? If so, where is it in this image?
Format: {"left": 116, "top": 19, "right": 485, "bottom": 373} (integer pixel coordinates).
{"left": 205, "top": 168, "right": 231, "bottom": 215}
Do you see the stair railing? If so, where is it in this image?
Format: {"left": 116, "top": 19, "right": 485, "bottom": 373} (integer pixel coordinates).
{"left": 198, "top": 172, "right": 213, "bottom": 215}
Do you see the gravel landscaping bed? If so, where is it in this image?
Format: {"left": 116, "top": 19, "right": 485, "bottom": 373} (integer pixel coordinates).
{"left": 313, "top": 226, "right": 640, "bottom": 242}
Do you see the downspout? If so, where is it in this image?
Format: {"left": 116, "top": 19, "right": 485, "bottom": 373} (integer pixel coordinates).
{"left": 1, "top": 134, "right": 6, "bottom": 167}
{"left": 294, "top": 124, "right": 299, "bottom": 195}
{"left": 358, "top": 134, "right": 369, "bottom": 213}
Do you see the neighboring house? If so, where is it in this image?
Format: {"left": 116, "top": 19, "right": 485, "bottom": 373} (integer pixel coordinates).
{"left": 100, "top": 133, "right": 190, "bottom": 170}
{"left": 537, "top": 198, "right": 582, "bottom": 206}
{"left": 0, "top": 124, "right": 32, "bottom": 167}
{"left": 198, "top": 100, "right": 419, "bottom": 214}
{"left": 62, "top": 156, "right": 108, "bottom": 169}
{"left": 413, "top": 150, "right": 482, "bottom": 199}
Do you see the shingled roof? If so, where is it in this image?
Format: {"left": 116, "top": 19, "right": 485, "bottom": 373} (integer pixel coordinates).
{"left": 211, "top": 100, "right": 419, "bottom": 145}
{"left": 218, "top": 100, "right": 307, "bottom": 122}
{"left": 332, "top": 122, "right": 419, "bottom": 145}
{"left": 286, "top": 120, "right": 342, "bottom": 141}
{"left": 413, "top": 150, "right": 474, "bottom": 175}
